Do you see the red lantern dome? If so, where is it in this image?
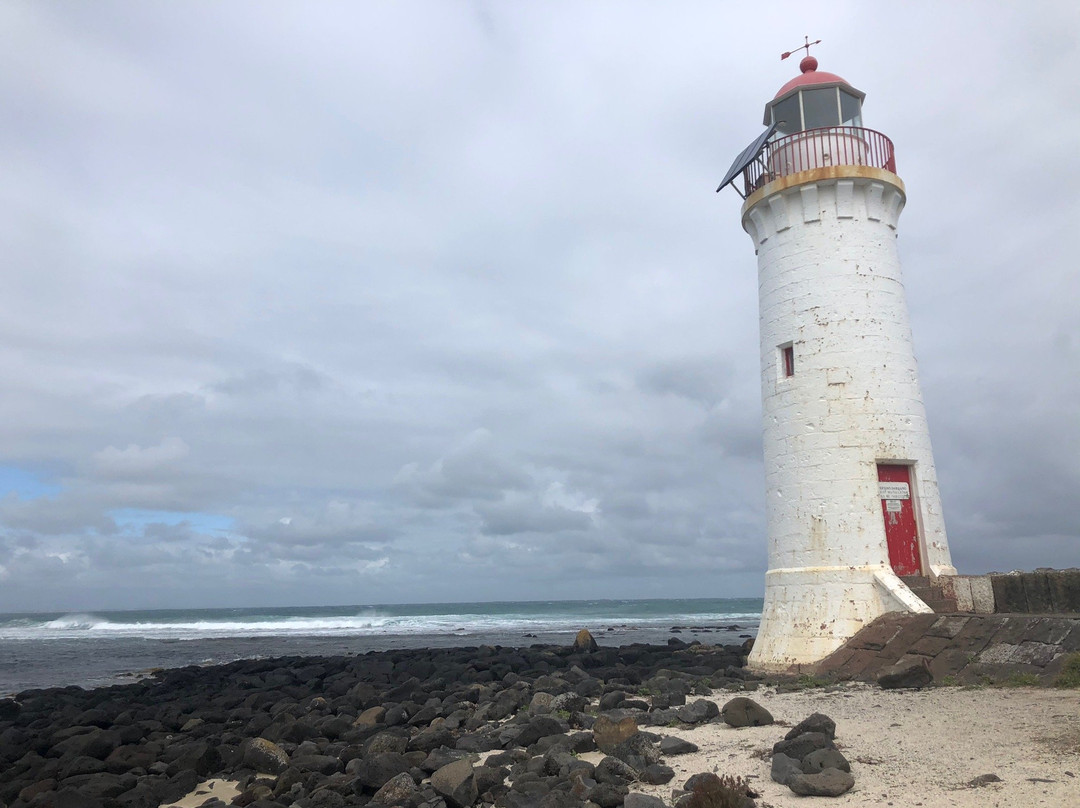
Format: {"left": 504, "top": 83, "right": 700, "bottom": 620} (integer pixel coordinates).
{"left": 773, "top": 56, "right": 851, "bottom": 99}
{"left": 764, "top": 58, "right": 865, "bottom": 130}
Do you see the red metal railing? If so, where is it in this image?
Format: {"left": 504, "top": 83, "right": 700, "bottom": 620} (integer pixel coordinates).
{"left": 742, "top": 126, "right": 896, "bottom": 197}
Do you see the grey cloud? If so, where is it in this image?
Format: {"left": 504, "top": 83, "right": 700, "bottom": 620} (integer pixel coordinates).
{"left": 395, "top": 429, "right": 533, "bottom": 506}
{"left": 476, "top": 493, "right": 594, "bottom": 536}
{"left": 141, "top": 521, "right": 203, "bottom": 543}
{"left": 637, "top": 357, "right": 734, "bottom": 406}
{"left": 0, "top": 493, "right": 119, "bottom": 537}
{"left": 211, "top": 363, "right": 328, "bottom": 397}
{"left": 93, "top": 437, "right": 189, "bottom": 479}
{"left": 696, "top": 406, "right": 763, "bottom": 458}
{"left": 237, "top": 501, "right": 398, "bottom": 549}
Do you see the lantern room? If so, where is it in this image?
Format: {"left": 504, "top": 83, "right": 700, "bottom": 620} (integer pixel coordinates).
{"left": 715, "top": 54, "right": 897, "bottom": 197}
{"left": 717, "top": 54, "right": 896, "bottom": 199}
{"left": 764, "top": 56, "right": 864, "bottom": 133}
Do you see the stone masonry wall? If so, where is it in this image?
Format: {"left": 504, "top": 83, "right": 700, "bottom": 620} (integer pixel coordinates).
{"left": 988, "top": 570, "right": 1080, "bottom": 614}
{"left": 810, "top": 611, "right": 1080, "bottom": 684}
{"left": 939, "top": 570, "right": 1080, "bottom": 615}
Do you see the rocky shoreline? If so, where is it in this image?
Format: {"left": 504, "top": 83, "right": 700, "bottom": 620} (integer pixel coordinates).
{"left": 0, "top": 631, "right": 851, "bottom": 808}
{"left": 5, "top": 627, "right": 1078, "bottom": 808}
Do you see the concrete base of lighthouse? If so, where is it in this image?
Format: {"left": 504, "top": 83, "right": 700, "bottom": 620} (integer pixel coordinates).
{"left": 748, "top": 565, "right": 937, "bottom": 671}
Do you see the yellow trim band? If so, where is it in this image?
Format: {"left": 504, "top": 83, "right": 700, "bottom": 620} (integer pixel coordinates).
{"left": 741, "top": 165, "right": 906, "bottom": 216}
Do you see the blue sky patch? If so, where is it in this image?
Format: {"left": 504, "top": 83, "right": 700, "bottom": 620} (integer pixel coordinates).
{"left": 0, "top": 466, "right": 62, "bottom": 500}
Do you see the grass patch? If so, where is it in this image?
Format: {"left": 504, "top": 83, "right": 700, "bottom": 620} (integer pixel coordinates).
{"left": 1054, "top": 653, "right": 1080, "bottom": 688}
{"left": 794, "top": 673, "right": 829, "bottom": 689}
{"left": 939, "top": 674, "right": 960, "bottom": 687}
{"left": 1002, "top": 673, "right": 1042, "bottom": 688}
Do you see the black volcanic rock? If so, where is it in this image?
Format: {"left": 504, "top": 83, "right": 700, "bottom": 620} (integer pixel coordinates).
{"left": 784, "top": 712, "right": 836, "bottom": 741}
{"left": 720, "top": 697, "right": 773, "bottom": 728}
{"left": 788, "top": 767, "right": 855, "bottom": 797}
{"left": 0, "top": 639, "right": 752, "bottom": 808}
{"left": 878, "top": 658, "right": 932, "bottom": 689}
{"left": 772, "top": 731, "right": 834, "bottom": 761}
{"left": 770, "top": 751, "right": 800, "bottom": 785}
{"left": 675, "top": 699, "right": 718, "bottom": 724}
{"left": 351, "top": 752, "right": 414, "bottom": 790}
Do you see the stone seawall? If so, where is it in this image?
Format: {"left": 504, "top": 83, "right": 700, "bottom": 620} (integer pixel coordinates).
{"left": 936, "top": 569, "right": 1080, "bottom": 614}
{"left": 987, "top": 569, "right": 1080, "bottom": 613}
{"left": 809, "top": 612, "right": 1080, "bottom": 684}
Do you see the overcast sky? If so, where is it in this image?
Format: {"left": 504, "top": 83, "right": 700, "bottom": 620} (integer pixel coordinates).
{"left": 0, "top": 2, "right": 1077, "bottom": 612}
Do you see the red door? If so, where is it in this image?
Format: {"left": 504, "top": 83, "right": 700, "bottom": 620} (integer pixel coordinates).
{"left": 877, "top": 464, "right": 921, "bottom": 576}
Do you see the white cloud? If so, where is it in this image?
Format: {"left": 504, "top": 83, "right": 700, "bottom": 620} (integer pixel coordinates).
{"left": 93, "top": 437, "right": 190, "bottom": 478}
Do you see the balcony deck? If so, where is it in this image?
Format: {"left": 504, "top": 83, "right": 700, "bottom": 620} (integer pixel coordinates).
{"left": 742, "top": 126, "right": 896, "bottom": 198}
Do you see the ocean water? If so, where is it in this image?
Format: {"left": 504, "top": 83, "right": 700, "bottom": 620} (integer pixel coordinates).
{"left": 0, "top": 598, "right": 762, "bottom": 696}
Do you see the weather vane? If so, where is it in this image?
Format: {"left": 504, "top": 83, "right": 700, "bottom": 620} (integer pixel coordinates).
{"left": 781, "top": 36, "right": 821, "bottom": 62}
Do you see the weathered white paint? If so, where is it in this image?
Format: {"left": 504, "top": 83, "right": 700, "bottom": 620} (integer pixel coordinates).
{"left": 742, "top": 167, "right": 956, "bottom": 671}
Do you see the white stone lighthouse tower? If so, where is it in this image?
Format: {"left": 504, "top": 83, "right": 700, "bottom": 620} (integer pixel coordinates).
{"left": 718, "top": 53, "right": 956, "bottom": 670}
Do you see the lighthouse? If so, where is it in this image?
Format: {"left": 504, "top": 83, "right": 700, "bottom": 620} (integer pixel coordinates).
{"left": 718, "top": 51, "right": 957, "bottom": 670}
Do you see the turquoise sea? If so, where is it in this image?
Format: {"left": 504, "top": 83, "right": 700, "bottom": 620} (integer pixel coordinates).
{"left": 0, "top": 598, "right": 762, "bottom": 695}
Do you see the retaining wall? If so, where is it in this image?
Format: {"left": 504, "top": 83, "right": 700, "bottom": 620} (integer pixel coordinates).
{"left": 938, "top": 569, "right": 1080, "bottom": 615}
{"left": 810, "top": 611, "right": 1080, "bottom": 685}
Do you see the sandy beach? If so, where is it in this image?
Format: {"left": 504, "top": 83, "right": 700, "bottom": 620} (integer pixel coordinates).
{"left": 620, "top": 683, "right": 1080, "bottom": 808}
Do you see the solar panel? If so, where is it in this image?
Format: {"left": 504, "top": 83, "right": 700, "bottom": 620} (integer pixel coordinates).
{"left": 716, "top": 122, "right": 779, "bottom": 194}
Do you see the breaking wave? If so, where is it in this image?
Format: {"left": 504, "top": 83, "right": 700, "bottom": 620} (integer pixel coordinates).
{"left": 0, "top": 600, "right": 761, "bottom": 642}
{"left": 2, "top": 612, "right": 399, "bottom": 640}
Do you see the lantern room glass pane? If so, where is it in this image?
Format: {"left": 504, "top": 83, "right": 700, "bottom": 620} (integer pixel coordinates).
{"left": 840, "top": 90, "right": 862, "bottom": 127}
{"left": 771, "top": 95, "right": 801, "bottom": 136}
{"left": 801, "top": 88, "right": 840, "bottom": 129}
